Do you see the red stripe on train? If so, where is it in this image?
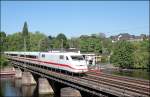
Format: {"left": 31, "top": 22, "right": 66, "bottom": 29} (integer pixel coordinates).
{"left": 12, "top": 57, "right": 87, "bottom": 70}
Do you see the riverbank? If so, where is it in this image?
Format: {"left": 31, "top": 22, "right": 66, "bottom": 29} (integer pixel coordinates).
{"left": 0, "top": 66, "right": 15, "bottom": 76}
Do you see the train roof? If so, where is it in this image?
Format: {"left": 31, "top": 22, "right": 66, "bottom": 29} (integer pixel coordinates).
{"left": 4, "top": 51, "right": 82, "bottom": 56}
{"left": 41, "top": 52, "right": 82, "bottom": 56}
{"left": 4, "top": 51, "right": 39, "bottom": 56}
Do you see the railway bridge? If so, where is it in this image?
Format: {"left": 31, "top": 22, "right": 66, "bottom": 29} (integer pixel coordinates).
{"left": 7, "top": 56, "right": 150, "bottom": 97}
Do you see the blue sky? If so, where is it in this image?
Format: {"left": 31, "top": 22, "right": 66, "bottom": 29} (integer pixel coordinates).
{"left": 1, "top": 1, "right": 149, "bottom": 38}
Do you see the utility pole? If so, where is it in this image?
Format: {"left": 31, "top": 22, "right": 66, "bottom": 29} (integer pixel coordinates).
{"left": 61, "top": 39, "right": 63, "bottom": 52}
{"left": 101, "top": 41, "right": 103, "bottom": 54}
{"left": 38, "top": 40, "right": 41, "bottom": 51}
{"left": 24, "top": 38, "right": 26, "bottom": 52}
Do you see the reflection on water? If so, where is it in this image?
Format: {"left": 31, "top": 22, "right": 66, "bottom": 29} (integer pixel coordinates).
{"left": 39, "top": 94, "right": 54, "bottom": 97}
{"left": 0, "top": 78, "right": 20, "bottom": 97}
{"left": 22, "top": 85, "right": 36, "bottom": 97}
{"left": 14, "top": 78, "right": 22, "bottom": 96}
{"left": 0, "top": 77, "right": 54, "bottom": 97}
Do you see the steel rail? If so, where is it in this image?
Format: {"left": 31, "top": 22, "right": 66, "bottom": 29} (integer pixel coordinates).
{"left": 86, "top": 73, "right": 150, "bottom": 89}
{"left": 87, "top": 70, "right": 150, "bottom": 86}
{"left": 81, "top": 75, "right": 150, "bottom": 96}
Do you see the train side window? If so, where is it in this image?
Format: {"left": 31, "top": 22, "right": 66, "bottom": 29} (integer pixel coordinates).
{"left": 60, "top": 55, "right": 64, "bottom": 60}
{"left": 66, "top": 56, "right": 69, "bottom": 60}
{"left": 42, "top": 54, "right": 45, "bottom": 58}
{"left": 26, "top": 55, "right": 37, "bottom": 59}
{"left": 10, "top": 54, "right": 17, "bottom": 56}
{"left": 20, "top": 55, "right": 24, "bottom": 57}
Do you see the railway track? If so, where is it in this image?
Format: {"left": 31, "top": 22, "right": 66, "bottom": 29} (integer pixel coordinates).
{"left": 85, "top": 70, "right": 150, "bottom": 96}
{"left": 86, "top": 70, "right": 150, "bottom": 86}
{"left": 81, "top": 76, "right": 149, "bottom": 96}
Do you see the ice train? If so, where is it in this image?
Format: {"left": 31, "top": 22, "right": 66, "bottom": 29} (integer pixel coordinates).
{"left": 5, "top": 51, "right": 88, "bottom": 73}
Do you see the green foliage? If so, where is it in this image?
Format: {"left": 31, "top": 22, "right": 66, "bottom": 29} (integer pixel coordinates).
{"left": 0, "top": 32, "right": 7, "bottom": 52}
{"left": 22, "top": 21, "right": 30, "bottom": 51}
{"left": 110, "top": 40, "right": 134, "bottom": 68}
{"left": 132, "top": 40, "right": 150, "bottom": 69}
{"left": 22, "top": 21, "right": 29, "bottom": 37}
{"left": 0, "top": 32, "right": 8, "bottom": 68}
{"left": 101, "top": 55, "right": 109, "bottom": 63}
{"left": 40, "top": 37, "right": 51, "bottom": 51}
{"left": 102, "top": 38, "right": 112, "bottom": 54}
{"left": 79, "top": 36, "right": 102, "bottom": 53}
{"left": 4, "top": 31, "right": 47, "bottom": 51}
{"left": 0, "top": 54, "right": 8, "bottom": 68}
{"left": 55, "top": 33, "right": 69, "bottom": 49}
{"left": 29, "top": 31, "right": 47, "bottom": 51}
{"left": 6, "top": 32, "right": 23, "bottom": 51}
{"left": 68, "top": 38, "right": 80, "bottom": 48}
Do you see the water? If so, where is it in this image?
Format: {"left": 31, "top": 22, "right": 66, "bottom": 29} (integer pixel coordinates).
{"left": 0, "top": 76, "right": 94, "bottom": 97}
{"left": 103, "top": 69, "right": 150, "bottom": 80}
{"left": 0, "top": 77, "right": 54, "bottom": 97}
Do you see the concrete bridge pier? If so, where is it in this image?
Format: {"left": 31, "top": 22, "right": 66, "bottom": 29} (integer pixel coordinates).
{"left": 61, "top": 87, "right": 82, "bottom": 97}
{"left": 38, "top": 78, "right": 54, "bottom": 95}
{"left": 15, "top": 68, "right": 22, "bottom": 78}
{"left": 22, "top": 72, "right": 36, "bottom": 85}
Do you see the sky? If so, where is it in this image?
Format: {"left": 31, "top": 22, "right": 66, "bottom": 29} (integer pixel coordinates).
{"left": 1, "top": 1, "right": 149, "bottom": 38}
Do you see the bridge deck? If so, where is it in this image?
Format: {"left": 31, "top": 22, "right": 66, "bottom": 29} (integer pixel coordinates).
{"left": 7, "top": 57, "right": 150, "bottom": 97}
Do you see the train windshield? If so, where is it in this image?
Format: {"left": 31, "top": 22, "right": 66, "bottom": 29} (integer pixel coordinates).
{"left": 71, "top": 56, "right": 84, "bottom": 61}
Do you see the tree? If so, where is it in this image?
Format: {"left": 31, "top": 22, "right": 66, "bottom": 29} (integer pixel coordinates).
{"left": 102, "top": 38, "right": 112, "bottom": 54}
{"left": 0, "top": 32, "right": 8, "bottom": 68}
{"left": 98, "top": 32, "right": 106, "bottom": 39}
{"left": 5, "top": 32, "right": 23, "bottom": 51}
{"left": 22, "top": 21, "right": 30, "bottom": 51}
{"left": 78, "top": 36, "right": 102, "bottom": 53}
{"left": 48, "top": 35, "right": 53, "bottom": 40}
{"left": 40, "top": 37, "right": 51, "bottom": 51}
{"left": 56, "top": 33, "right": 69, "bottom": 49}
{"left": 56, "top": 33, "right": 67, "bottom": 41}
{"left": 0, "top": 32, "right": 6, "bottom": 52}
{"left": 110, "top": 40, "right": 134, "bottom": 68}
{"left": 132, "top": 40, "right": 150, "bottom": 69}
{"left": 29, "top": 31, "right": 47, "bottom": 51}
{"left": 22, "top": 22, "right": 29, "bottom": 36}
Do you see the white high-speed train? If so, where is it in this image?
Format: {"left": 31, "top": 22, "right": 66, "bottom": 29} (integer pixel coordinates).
{"left": 5, "top": 51, "right": 88, "bottom": 73}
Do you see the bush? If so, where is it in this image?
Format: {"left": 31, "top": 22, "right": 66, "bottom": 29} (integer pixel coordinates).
{"left": 101, "top": 56, "right": 109, "bottom": 63}
{"left": 0, "top": 55, "right": 8, "bottom": 68}
{"left": 110, "top": 40, "right": 134, "bottom": 69}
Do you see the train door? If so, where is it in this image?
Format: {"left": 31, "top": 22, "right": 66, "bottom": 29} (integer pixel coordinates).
{"left": 58, "top": 55, "right": 65, "bottom": 70}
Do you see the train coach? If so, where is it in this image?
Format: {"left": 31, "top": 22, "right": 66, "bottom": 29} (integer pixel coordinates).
{"left": 4, "top": 51, "right": 88, "bottom": 73}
